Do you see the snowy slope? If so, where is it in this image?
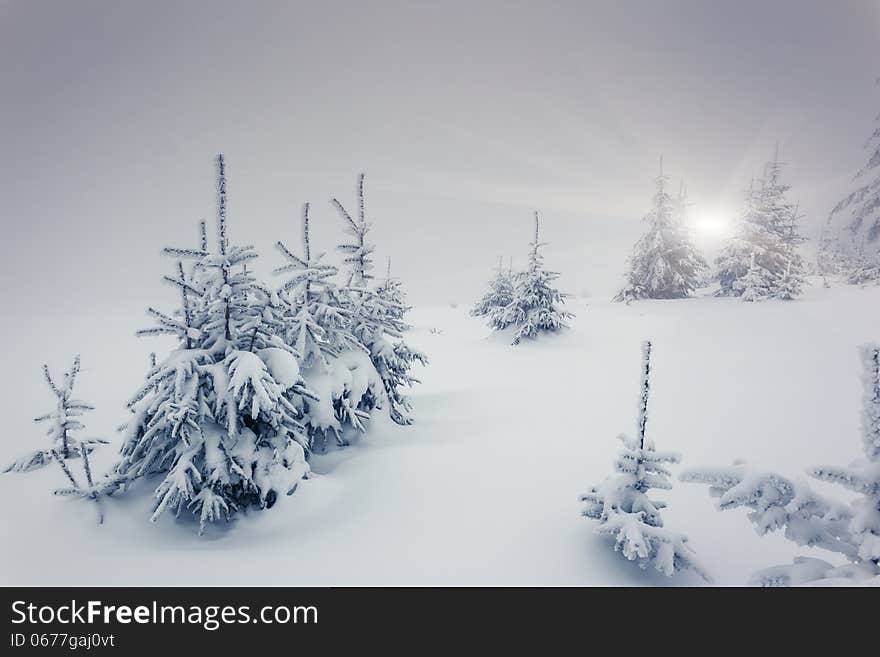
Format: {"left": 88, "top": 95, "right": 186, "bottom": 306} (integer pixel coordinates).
{"left": 1, "top": 279, "right": 878, "bottom": 586}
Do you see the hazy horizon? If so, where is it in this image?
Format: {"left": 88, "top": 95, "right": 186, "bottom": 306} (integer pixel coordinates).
{"left": 2, "top": 1, "right": 879, "bottom": 313}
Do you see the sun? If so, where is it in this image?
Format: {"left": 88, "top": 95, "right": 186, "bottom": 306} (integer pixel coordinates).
{"left": 690, "top": 208, "right": 734, "bottom": 243}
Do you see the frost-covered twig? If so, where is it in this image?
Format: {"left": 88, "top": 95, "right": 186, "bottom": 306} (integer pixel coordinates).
{"left": 4, "top": 356, "right": 105, "bottom": 474}
{"left": 51, "top": 444, "right": 116, "bottom": 525}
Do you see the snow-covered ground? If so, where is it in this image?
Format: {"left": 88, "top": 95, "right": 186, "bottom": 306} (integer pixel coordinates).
{"left": 1, "top": 279, "right": 877, "bottom": 586}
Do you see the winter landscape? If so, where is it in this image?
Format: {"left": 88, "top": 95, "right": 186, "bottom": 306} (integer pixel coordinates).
{"left": 2, "top": 275, "right": 880, "bottom": 586}
{"left": 2, "top": 2, "right": 880, "bottom": 587}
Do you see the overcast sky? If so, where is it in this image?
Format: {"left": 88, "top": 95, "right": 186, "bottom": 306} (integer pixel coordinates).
{"left": 2, "top": 0, "right": 879, "bottom": 312}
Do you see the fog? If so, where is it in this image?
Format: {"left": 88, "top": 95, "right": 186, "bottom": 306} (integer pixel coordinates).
{"left": 2, "top": 1, "right": 878, "bottom": 311}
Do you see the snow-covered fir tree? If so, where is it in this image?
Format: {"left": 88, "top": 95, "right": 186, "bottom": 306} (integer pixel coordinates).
{"left": 4, "top": 356, "right": 107, "bottom": 473}
{"left": 332, "top": 174, "right": 426, "bottom": 425}
{"left": 681, "top": 344, "right": 880, "bottom": 586}
{"left": 471, "top": 256, "right": 515, "bottom": 318}
{"left": 615, "top": 164, "right": 706, "bottom": 302}
{"left": 274, "top": 201, "right": 384, "bottom": 448}
{"left": 716, "top": 150, "right": 806, "bottom": 300}
{"left": 821, "top": 85, "right": 880, "bottom": 281}
{"left": 115, "top": 155, "right": 314, "bottom": 533}
{"left": 581, "top": 341, "right": 711, "bottom": 581}
{"left": 490, "top": 212, "right": 573, "bottom": 345}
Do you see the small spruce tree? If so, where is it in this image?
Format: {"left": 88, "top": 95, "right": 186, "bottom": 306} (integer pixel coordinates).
{"left": 615, "top": 162, "right": 706, "bottom": 302}
{"left": 716, "top": 149, "right": 806, "bottom": 300}
{"left": 115, "top": 155, "right": 314, "bottom": 533}
{"left": 581, "top": 341, "right": 710, "bottom": 580}
{"left": 490, "top": 212, "right": 573, "bottom": 345}
{"left": 471, "top": 256, "right": 515, "bottom": 318}
{"left": 4, "top": 356, "right": 107, "bottom": 473}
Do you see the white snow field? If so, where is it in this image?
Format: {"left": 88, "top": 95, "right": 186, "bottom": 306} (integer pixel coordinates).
{"left": 1, "top": 279, "right": 878, "bottom": 586}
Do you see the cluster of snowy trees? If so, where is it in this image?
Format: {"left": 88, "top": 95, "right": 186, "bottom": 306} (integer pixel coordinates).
{"left": 4, "top": 156, "right": 425, "bottom": 534}
{"left": 616, "top": 153, "right": 805, "bottom": 303}
{"left": 473, "top": 150, "right": 812, "bottom": 318}
{"left": 467, "top": 89, "right": 880, "bottom": 310}
{"left": 471, "top": 212, "right": 573, "bottom": 344}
